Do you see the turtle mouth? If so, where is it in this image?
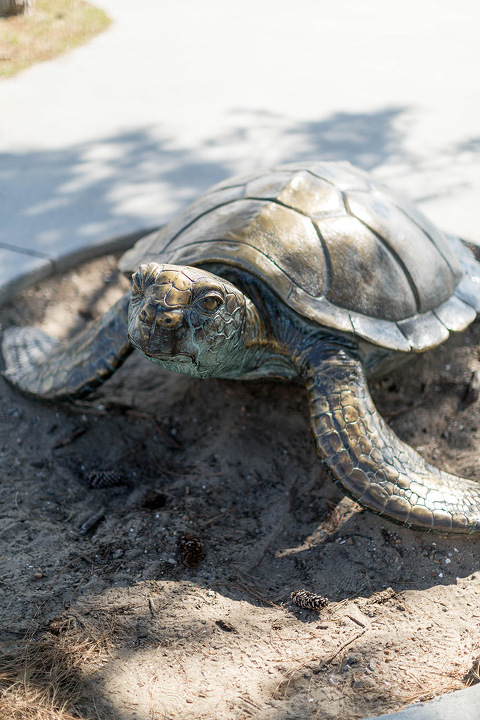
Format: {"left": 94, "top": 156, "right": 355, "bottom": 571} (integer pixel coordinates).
{"left": 128, "top": 332, "right": 196, "bottom": 364}
{"left": 147, "top": 351, "right": 195, "bottom": 363}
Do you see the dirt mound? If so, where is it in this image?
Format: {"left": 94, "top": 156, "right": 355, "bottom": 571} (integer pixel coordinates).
{"left": 0, "top": 254, "right": 479, "bottom": 719}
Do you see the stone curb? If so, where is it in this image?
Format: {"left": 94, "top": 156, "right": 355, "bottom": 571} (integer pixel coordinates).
{"left": 365, "top": 681, "right": 480, "bottom": 718}
{"left": 0, "top": 226, "right": 159, "bottom": 307}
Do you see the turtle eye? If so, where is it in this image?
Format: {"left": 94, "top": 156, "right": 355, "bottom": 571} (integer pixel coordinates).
{"left": 196, "top": 294, "right": 223, "bottom": 314}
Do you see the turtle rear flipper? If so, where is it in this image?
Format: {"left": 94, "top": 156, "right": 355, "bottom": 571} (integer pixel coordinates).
{"left": 298, "top": 342, "right": 480, "bottom": 534}
{"left": 2, "top": 292, "right": 132, "bottom": 401}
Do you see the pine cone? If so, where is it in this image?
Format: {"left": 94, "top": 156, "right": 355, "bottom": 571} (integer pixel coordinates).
{"left": 87, "top": 470, "right": 124, "bottom": 488}
{"left": 178, "top": 533, "right": 204, "bottom": 567}
{"left": 290, "top": 589, "right": 329, "bottom": 610}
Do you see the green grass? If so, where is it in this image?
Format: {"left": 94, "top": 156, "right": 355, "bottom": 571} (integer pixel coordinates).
{"left": 0, "top": 0, "right": 110, "bottom": 79}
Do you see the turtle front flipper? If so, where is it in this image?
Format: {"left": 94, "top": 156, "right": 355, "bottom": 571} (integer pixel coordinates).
{"left": 297, "top": 342, "right": 480, "bottom": 534}
{"left": 2, "top": 292, "right": 132, "bottom": 401}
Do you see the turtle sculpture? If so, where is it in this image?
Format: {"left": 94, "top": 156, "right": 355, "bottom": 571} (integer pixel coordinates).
{"left": 3, "top": 161, "right": 480, "bottom": 534}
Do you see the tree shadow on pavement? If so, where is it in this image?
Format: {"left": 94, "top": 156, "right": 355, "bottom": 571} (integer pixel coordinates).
{"left": 0, "top": 105, "right": 410, "bottom": 262}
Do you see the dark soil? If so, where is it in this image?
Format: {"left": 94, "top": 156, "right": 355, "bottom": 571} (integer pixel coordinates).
{"left": 0, "top": 254, "right": 479, "bottom": 720}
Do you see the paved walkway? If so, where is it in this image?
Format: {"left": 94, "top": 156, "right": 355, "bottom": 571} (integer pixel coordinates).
{"left": 366, "top": 683, "right": 480, "bottom": 720}
{"left": 1, "top": 2, "right": 480, "bottom": 717}
{"left": 1, "top": 0, "right": 480, "bottom": 303}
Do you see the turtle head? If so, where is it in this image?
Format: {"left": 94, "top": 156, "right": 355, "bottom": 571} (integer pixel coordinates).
{"left": 127, "top": 262, "right": 252, "bottom": 378}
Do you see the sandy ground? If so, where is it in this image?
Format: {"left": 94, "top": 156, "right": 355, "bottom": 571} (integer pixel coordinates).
{"left": 0, "top": 254, "right": 479, "bottom": 720}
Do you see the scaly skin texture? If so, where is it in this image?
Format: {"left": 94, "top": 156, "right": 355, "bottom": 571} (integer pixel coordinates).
{"left": 296, "top": 341, "right": 480, "bottom": 534}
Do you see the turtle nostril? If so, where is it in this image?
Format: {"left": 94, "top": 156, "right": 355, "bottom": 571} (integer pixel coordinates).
{"left": 139, "top": 307, "right": 154, "bottom": 324}
{"left": 157, "top": 310, "right": 182, "bottom": 329}
{"left": 139, "top": 301, "right": 158, "bottom": 325}
{"left": 139, "top": 303, "right": 182, "bottom": 329}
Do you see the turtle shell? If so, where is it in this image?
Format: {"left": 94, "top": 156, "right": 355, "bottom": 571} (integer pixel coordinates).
{"left": 118, "top": 161, "right": 480, "bottom": 352}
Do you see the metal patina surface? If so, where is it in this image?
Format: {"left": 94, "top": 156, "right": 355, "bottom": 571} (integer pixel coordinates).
{"left": 3, "top": 161, "right": 480, "bottom": 534}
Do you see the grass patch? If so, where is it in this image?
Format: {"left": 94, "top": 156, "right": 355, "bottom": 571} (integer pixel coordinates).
{"left": 0, "top": 0, "right": 110, "bottom": 79}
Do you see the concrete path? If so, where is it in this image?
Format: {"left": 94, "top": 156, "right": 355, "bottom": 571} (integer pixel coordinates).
{"left": 1, "top": 0, "right": 480, "bottom": 302}
{"left": 1, "top": 2, "right": 480, "bottom": 717}
{"left": 366, "top": 683, "right": 480, "bottom": 720}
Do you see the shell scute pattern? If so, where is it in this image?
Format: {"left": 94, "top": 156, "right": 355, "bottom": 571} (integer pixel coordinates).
{"left": 277, "top": 171, "right": 345, "bottom": 218}
{"left": 244, "top": 172, "right": 294, "bottom": 200}
{"left": 391, "top": 189, "right": 462, "bottom": 271}
{"left": 434, "top": 295, "right": 475, "bottom": 332}
{"left": 344, "top": 189, "right": 459, "bottom": 311}
{"left": 314, "top": 213, "right": 417, "bottom": 320}
{"left": 456, "top": 276, "right": 480, "bottom": 313}
{"left": 277, "top": 160, "right": 372, "bottom": 192}
{"left": 231, "top": 199, "right": 327, "bottom": 296}
{"left": 398, "top": 312, "right": 450, "bottom": 351}
{"left": 118, "top": 161, "right": 480, "bottom": 353}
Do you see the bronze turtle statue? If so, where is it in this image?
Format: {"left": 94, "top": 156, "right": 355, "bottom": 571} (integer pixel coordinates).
{"left": 3, "top": 161, "right": 480, "bottom": 534}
